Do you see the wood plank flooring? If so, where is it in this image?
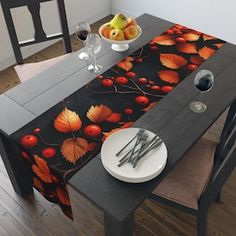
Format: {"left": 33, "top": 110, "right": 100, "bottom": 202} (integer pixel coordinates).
{"left": 0, "top": 15, "right": 235, "bottom": 235}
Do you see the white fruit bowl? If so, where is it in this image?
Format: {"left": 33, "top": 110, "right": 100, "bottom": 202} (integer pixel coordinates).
{"left": 99, "top": 24, "right": 142, "bottom": 52}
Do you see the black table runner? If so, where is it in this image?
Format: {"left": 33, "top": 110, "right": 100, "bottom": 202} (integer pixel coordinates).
{"left": 11, "top": 23, "right": 225, "bottom": 219}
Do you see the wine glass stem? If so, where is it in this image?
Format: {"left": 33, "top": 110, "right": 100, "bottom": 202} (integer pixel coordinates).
{"left": 92, "top": 50, "right": 97, "bottom": 68}
{"left": 198, "top": 92, "right": 203, "bottom": 103}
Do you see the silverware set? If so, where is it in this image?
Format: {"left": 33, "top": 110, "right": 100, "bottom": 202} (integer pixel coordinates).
{"left": 116, "top": 129, "right": 163, "bottom": 168}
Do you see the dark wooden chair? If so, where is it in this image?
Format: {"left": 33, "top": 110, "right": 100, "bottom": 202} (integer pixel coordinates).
{"left": 150, "top": 100, "right": 236, "bottom": 236}
{"left": 1, "top": 0, "right": 72, "bottom": 82}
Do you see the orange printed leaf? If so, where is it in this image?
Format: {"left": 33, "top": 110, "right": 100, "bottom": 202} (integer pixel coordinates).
{"left": 33, "top": 177, "right": 44, "bottom": 191}
{"left": 87, "top": 105, "right": 112, "bottom": 123}
{"left": 190, "top": 56, "right": 205, "bottom": 65}
{"left": 32, "top": 164, "right": 52, "bottom": 183}
{"left": 61, "top": 138, "right": 88, "bottom": 164}
{"left": 56, "top": 187, "right": 70, "bottom": 206}
{"left": 177, "top": 43, "right": 198, "bottom": 54}
{"left": 117, "top": 57, "right": 134, "bottom": 71}
{"left": 158, "top": 70, "right": 180, "bottom": 84}
{"left": 160, "top": 54, "right": 187, "bottom": 69}
{"left": 153, "top": 35, "right": 176, "bottom": 46}
{"left": 54, "top": 108, "right": 82, "bottom": 133}
{"left": 199, "top": 46, "right": 216, "bottom": 60}
{"left": 142, "top": 102, "right": 157, "bottom": 112}
{"left": 34, "top": 156, "right": 51, "bottom": 175}
{"left": 182, "top": 33, "right": 200, "bottom": 41}
{"left": 214, "top": 43, "right": 224, "bottom": 48}
{"left": 203, "top": 34, "right": 216, "bottom": 41}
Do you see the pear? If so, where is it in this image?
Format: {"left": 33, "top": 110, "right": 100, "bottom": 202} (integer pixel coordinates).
{"left": 110, "top": 14, "right": 128, "bottom": 30}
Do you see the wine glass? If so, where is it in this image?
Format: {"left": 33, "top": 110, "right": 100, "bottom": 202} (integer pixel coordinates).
{"left": 189, "top": 69, "right": 214, "bottom": 113}
{"left": 86, "top": 33, "right": 102, "bottom": 73}
{"left": 75, "top": 22, "right": 91, "bottom": 60}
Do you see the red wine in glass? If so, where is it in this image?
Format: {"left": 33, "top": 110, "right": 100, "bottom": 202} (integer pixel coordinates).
{"left": 195, "top": 74, "right": 214, "bottom": 92}
{"left": 189, "top": 70, "right": 214, "bottom": 113}
{"left": 76, "top": 30, "right": 89, "bottom": 41}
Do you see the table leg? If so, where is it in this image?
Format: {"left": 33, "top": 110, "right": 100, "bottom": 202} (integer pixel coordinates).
{"left": 0, "top": 132, "right": 33, "bottom": 196}
{"left": 104, "top": 212, "right": 133, "bottom": 236}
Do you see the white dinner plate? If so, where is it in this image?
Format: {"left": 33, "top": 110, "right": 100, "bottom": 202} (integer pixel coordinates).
{"left": 101, "top": 128, "right": 168, "bottom": 183}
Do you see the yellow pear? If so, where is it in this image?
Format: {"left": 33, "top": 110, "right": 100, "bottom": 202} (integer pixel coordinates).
{"left": 110, "top": 14, "right": 128, "bottom": 30}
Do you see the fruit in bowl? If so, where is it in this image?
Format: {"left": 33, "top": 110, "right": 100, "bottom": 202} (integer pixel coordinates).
{"left": 110, "top": 29, "right": 125, "bottom": 41}
{"left": 99, "top": 13, "right": 142, "bottom": 51}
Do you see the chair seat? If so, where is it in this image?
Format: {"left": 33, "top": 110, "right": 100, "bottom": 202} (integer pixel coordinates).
{"left": 14, "top": 54, "right": 70, "bottom": 83}
{"left": 153, "top": 138, "right": 217, "bottom": 209}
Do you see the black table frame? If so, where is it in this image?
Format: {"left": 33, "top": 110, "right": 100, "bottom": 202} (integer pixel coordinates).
{"left": 0, "top": 14, "right": 236, "bottom": 236}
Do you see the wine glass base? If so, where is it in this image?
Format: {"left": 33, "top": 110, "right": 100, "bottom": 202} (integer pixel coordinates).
{"left": 111, "top": 43, "right": 129, "bottom": 52}
{"left": 189, "top": 101, "right": 207, "bottom": 113}
{"left": 78, "top": 52, "right": 91, "bottom": 60}
{"left": 88, "top": 64, "right": 103, "bottom": 73}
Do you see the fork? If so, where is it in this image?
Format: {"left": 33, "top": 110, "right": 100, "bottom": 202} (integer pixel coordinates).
{"left": 116, "top": 129, "right": 145, "bottom": 157}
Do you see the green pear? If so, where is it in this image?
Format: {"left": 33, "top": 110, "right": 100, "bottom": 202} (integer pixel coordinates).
{"left": 110, "top": 14, "right": 128, "bottom": 30}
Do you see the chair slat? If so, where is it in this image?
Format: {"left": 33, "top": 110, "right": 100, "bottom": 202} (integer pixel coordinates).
{"left": 19, "top": 33, "right": 63, "bottom": 47}
{"left": 27, "top": 0, "right": 47, "bottom": 41}
{"left": 3, "top": 0, "right": 52, "bottom": 8}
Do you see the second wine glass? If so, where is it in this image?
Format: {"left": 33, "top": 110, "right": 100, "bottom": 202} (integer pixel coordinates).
{"left": 86, "top": 33, "right": 102, "bottom": 73}
{"left": 75, "top": 22, "right": 91, "bottom": 60}
{"left": 189, "top": 69, "right": 214, "bottom": 113}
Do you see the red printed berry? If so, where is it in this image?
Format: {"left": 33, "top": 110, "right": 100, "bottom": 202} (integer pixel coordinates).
{"left": 106, "top": 113, "right": 122, "bottom": 123}
{"left": 115, "top": 77, "right": 128, "bottom": 85}
{"left": 148, "top": 80, "right": 155, "bottom": 85}
{"left": 83, "top": 124, "right": 102, "bottom": 138}
{"left": 20, "top": 135, "right": 38, "bottom": 149}
{"left": 161, "top": 86, "right": 173, "bottom": 93}
{"left": 136, "top": 58, "right": 143, "bottom": 63}
{"left": 126, "top": 72, "right": 136, "bottom": 78}
{"left": 33, "top": 128, "right": 40, "bottom": 133}
{"left": 97, "top": 75, "right": 103, "bottom": 79}
{"left": 135, "top": 96, "right": 149, "bottom": 105}
{"left": 102, "top": 79, "right": 113, "bottom": 87}
{"left": 187, "top": 64, "right": 198, "bottom": 71}
{"left": 165, "top": 29, "right": 174, "bottom": 35}
{"left": 21, "top": 151, "right": 30, "bottom": 161}
{"left": 176, "top": 37, "right": 187, "bottom": 43}
{"left": 42, "top": 148, "right": 56, "bottom": 158}
{"left": 151, "top": 85, "right": 161, "bottom": 91}
{"left": 88, "top": 143, "right": 97, "bottom": 151}
{"left": 150, "top": 46, "right": 158, "bottom": 51}
{"left": 124, "top": 108, "right": 134, "bottom": 115}
{"left": 138, "top": 77, "right": 147, "bottom": 84}
{"left": 146, "top": 85, "right": 151, "bottom": 88}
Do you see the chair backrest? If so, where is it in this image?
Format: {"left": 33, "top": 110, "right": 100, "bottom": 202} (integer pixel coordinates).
{"left": 1, "top": 0, "right": 72, "bottom": 64}
{"left": 199, "top": 99, "right": 236, "bottom": 207}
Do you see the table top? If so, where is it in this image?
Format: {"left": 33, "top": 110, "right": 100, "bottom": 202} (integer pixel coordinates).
{"left": 0, "top": 13, "right": 236, "bottom": 221}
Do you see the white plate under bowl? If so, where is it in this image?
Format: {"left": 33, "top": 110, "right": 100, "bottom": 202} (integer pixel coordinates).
{"left": 101, "top": 128, "right": 168, "bottom": 183}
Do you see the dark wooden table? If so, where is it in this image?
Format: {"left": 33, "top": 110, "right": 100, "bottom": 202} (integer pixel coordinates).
{"left": 0, "top": 13, "right": 236, "bottom": 235}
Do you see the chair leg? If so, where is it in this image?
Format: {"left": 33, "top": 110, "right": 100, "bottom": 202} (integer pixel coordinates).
{"left": 197, "top": 210, "right": 208, "bottom": 236}
{"left": 214, "top": 191, "right": 222, "bottom": 204}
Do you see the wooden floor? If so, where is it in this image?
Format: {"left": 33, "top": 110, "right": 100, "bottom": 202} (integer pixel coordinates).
{"left": 0, "top": 15, "right": 235, "bottom": 236}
